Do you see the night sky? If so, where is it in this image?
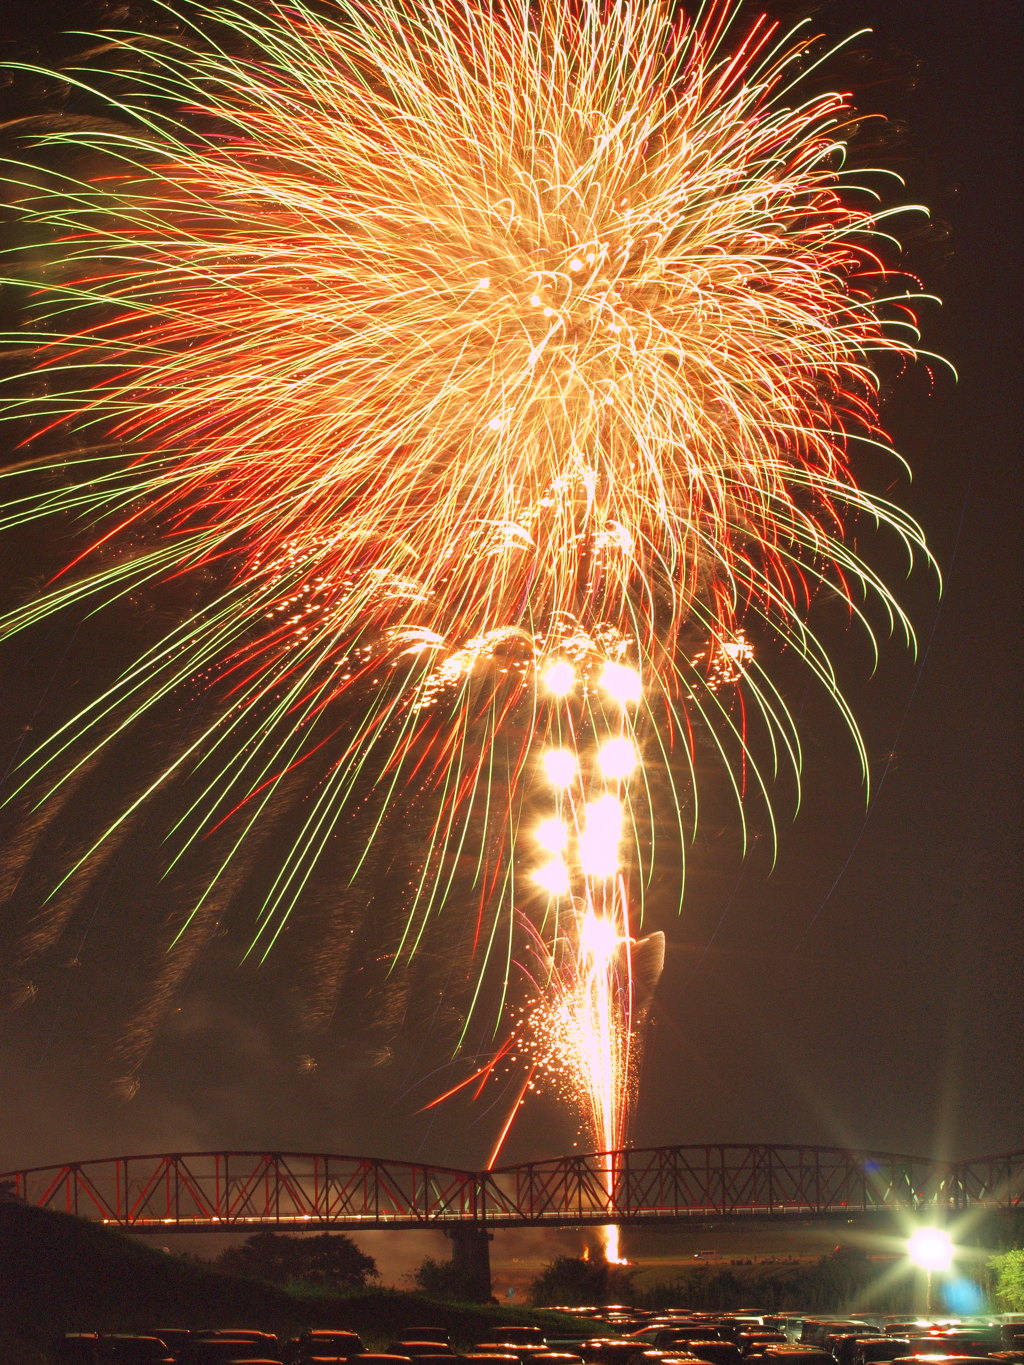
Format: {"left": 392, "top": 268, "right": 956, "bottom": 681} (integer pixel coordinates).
{"left": 0, "top": 0, "right": 1020, "bottom": 1203}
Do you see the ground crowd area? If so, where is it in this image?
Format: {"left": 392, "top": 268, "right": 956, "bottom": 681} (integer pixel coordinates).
{"left": 44, "top": 1301, "right": 1024, "bottom": 1365}
{"left": 4, "top": 1200, "right": 1022, "bottom": 1365}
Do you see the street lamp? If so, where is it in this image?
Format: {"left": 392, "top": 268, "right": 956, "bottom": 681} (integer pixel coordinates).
{"left": 908, "top": 1227, "right": 954, "bottom": 1316}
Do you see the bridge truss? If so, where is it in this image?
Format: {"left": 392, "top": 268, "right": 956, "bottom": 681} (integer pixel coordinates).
{"left": 1, "top": 1144, "right": 1020, "bottom": 1233}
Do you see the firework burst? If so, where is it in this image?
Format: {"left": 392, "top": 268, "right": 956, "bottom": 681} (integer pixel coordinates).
{"left": 2, "top": 0, "right": 937, "bottom": 1149}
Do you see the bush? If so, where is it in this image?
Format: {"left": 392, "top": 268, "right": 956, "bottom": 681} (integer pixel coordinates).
{"left": 528, "top": 1256, "right": 635, "bottom": 1307}
{"left": 990, "top": 1249, "right": 1024, "bottom": 1311}
{"left": 214, "top": 1230, "right": 378, "bottom": 1290}
{"left": 411, "top": 1257, "right": 488, "bottom": 1302}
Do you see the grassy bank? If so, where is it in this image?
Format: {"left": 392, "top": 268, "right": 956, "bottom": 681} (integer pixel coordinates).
{"left": 0, "top": 1201, "right": 583, "bottom": 1363}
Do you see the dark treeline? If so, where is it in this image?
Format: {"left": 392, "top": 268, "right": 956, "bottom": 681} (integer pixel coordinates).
{"left": 528, "top": 1247, "right": 927, "bottom": 1314}
{"left": 633, "top": 1249, "right": 926, "bottom": 1314}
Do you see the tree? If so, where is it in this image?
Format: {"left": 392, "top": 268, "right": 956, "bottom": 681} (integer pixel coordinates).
{"left": 990, "top": 1249, "right": 1024, "bottom": 1311}
{"left": 528, "top": 1255, "right": 635, "bottom": 1307}
{"left": 410, "top": 1256, "right": 488, "bottom": 1302}
{"left": 215, "top": 1230, "right": 378, "bottom": 1290}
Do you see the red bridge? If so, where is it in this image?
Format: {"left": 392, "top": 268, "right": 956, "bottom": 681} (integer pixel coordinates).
{"left": 2, "top": 1143, "right": 1021, "bottom": 1232}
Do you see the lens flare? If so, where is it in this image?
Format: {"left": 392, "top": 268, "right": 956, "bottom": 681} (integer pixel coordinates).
{"left": 598, "top": 738, "right": 639, "bottom": 782}
{"left": 542, "top": 749, "right": 581, "bottom": 789}
{"left": 599, "top": 664, "right": 644, "bottom": 709}
{"left": 533, "top": 858, "right": 572, "bottom": 898}
{"left": 535, "top": 817, "right": 570, "bottom": 855}
{"left": 542, "top": 661, "right": 577, "bottom": 697}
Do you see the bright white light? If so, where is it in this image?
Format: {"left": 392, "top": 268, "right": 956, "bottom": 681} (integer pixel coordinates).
{"left": 579, "top": 793, "right": 623, "bottom": 876}
{"left": 600, "top": 660, "right": 642, "bottom": 705}
{"left": 542, "top": 659, "right": 576, "bottom": 696}
{"left": 908, "top": 1228, "right": 954, "bottom": 1272}
{"left": 581, "top": 912, "right": 620, "bottom": 961}
{"left": 535, "top": 816, "right": 569, "bottom": 854}
{"left": 598, "top": 736, "right": 637, "bottom": 780}
{"left": 542, "top": 748, "right": 578, "bottom": 787}
{"left": 534, "top": 857, "right": 570, "bottom": 896}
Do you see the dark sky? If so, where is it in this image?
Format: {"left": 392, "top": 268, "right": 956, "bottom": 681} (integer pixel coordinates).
{"left": 0, "top": 0, "right": 1020, "bottom": 1197}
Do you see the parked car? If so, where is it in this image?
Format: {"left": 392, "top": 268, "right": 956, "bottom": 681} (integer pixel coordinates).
{"left": 890, "top": 1357, "right": 994, "bottom": 1365}
{"left": 581, "top": 1343, "right": 654, "bottom": 1365}
{"left": 800, "top": 1326, "right": 877, "bottom": 1351}
{"left": 716, "top": 1323, "right": 767, "bottom": 1342}
{"left": 473, "top": 1345, "right": 549, "bottom": 1364}
{"left": 292, "top": 1356, "right": 360, "bottom": 1365}
{"left": 827, "top": 1334, "right": 887, "bottom": 1365}
{"left": 630, "top": 1332, "right": 724, "bottom": 1351}
{"left": 909, "top": 1332, "right": 1001, "bottom": 1357}
{"left": 387, "top": 1345, "right": 456, "bottom": 1359}
{"left": 293, "top": 1332, "right": 365, "bottom": 1361}
{"left": 738, "top": 1336, "right": 787, "bottom": 1357}
{"left": 57, "top": 1335, "right": 102, "bottom": 1365}
{"left": 150, "top": 1331, "right": 194, "bottom": 1353}
{"left": 346, "top": 1355, "right": 413, "bottom": 1365}
{"left": 99, "top": 1337, "right": 176, "bottom": 1364}
{"left": 760, "top": 1347, "right": 833, "bottom": 1365}
{"left": 682, "top": 1340, "right": 742, "bottom": 1365}
{"left": 851, "top": 1338, "right": 910, "bottom": 1365}
{"left": 628, "top": 1350, "right": 703, "bottom": 1365}
{"left": 764, "top": 1321, "right": 807, "bottom": 1346}
{"left": 196, "top": 1333, "right": 281, "bottom": 1347}
{"left": 178, "top": 1339, "right": 283, "bottom": 1365}
{"left": 387, "top": 1348, "right": 456, "bottom": 1359}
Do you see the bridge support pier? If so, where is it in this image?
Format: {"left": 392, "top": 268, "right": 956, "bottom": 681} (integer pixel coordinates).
{"left": 445, "top": 1223, "right": 493, "bottom": 1303}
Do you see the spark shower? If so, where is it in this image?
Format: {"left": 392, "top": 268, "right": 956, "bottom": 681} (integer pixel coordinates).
{"left": 0, "top": 0, "right": 939, "bottom": 1215}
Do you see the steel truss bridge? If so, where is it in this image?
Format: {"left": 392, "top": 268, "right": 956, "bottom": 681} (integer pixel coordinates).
{"left": 2, "top": 1144, "right": 1021, "bottom": 1233}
